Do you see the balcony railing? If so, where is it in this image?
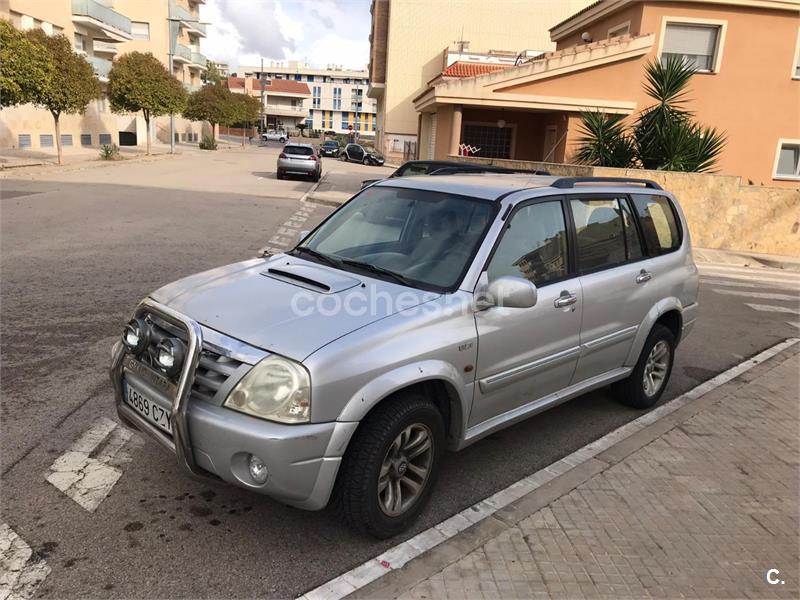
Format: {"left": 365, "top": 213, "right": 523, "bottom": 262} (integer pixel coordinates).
{"left": 173, "top": 44, "right": 193, "bottom": 62}
{"left": 93, "top": 40, "right": 118, "bottom": 54}
{"left": 71, "top": 0, "right": 131, "bottom": 35}
{"left": 169, "top": 1, "right": 207, "bottom": 36}
{"left": 190, "top": 52, "right": 207, "bottom": 68}
{"left": 88, "top": 55, "right": 112, "bottom": 79}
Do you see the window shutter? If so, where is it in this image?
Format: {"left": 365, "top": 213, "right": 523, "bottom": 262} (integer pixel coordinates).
{"left": 663, "top": 24, "right": 718, "bottom": 57}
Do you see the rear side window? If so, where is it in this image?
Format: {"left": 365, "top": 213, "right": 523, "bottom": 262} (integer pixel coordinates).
{"left": 570, "top": 197, "right": 642, "bottom": 272}
{"left": 285, "top": 146, "right": 313, "bottom": 156}
{"left": 631, "top": 194, "right": 681, "bottom": 254}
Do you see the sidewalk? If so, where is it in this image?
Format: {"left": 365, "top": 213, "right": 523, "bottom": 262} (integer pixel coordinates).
{"left": 352, "top": 343, "right": 799, "bottom": 600}
{"left": 694, "top": 247, "right": 800, "bottom": 273}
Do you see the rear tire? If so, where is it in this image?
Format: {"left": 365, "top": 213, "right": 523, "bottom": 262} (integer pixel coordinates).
{"left": 279, "top": 137, "right": 286, "bottom": 143}
{"left": 276, "top": 170, "right": 284, "bottom": 180}
{"left": 612, "top": 324, "right": 675, "bottom": 409}
{"left": 362, "top": 157, "right": 370, "bottom": 165}
{"left": 334, "top": 393, "right": 444, "bottom": 539}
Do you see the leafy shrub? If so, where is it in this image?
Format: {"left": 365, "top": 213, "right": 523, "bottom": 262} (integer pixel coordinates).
{"left": 99, "top": 144, "right": 121, "bottom": 160}
{"left": 199, "top": 135, "right": 217, "bottom": 150}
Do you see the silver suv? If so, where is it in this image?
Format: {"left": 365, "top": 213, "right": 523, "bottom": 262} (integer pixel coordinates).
{"left": 111, "top": 175, "right": 699, "bottom": 538}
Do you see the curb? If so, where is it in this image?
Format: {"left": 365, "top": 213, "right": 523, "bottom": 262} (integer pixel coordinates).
{"left": 299, "top": 337, "right": 800, "bottom": 600}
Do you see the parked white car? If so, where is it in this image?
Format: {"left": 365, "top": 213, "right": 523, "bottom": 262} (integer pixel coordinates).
{"left": 261, "top": 129, "right": 287, "bottom": 143}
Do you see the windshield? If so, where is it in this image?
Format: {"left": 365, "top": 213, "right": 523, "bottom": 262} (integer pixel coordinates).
{"left": 295, "top": 186, "right": 497, "bottom": 291}
{"left": 322, "top": 142, "right": 338, "bottom": 147}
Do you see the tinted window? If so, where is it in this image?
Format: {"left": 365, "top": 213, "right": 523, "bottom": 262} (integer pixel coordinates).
{"left": 631, "top": 194, "right": 681, "bottom": 254}
{"left": 284, "top": 146, "right": 313, "bottom": 156}
{"left": 322, "top": 141, "right": 338, "bottom": 148}
{"left": 487, "top": 201, "right": 568, "bottom": 286}
{"left": 571, "top": 197, "right": 641, "bottom": 272}
{"left": 396, "top": 163, "right": 430, "bottom": 177}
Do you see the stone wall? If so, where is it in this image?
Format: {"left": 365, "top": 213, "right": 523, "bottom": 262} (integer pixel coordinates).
{"left": 450, "top": 156, "right": 800, "bottom": 257}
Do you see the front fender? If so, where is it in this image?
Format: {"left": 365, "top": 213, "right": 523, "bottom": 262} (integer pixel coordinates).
{"left": 624, "top": 297, "right": 685, "bottom": 366}
{"left": 337, "top": 359, "right": 470, "bottom": 439}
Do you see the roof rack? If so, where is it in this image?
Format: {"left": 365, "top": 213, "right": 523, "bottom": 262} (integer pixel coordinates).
{"left": 550, "top": 176, "right": 662, "bottom": 190}
{"left": 429, "top": 166, "right": 551, "bottom": 176}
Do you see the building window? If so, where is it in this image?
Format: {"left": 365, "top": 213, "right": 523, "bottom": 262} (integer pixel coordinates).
{"left": 80, "top": 134, "right": 92, "bottom": 146}
{"left": 661, "top": 22, "right": 722, "bottom": 72}
{"left": 775, "top": 141, "right": 800, "bottom": 179}
{"left": 40, "top": 134, "right": 54, "bottom": 148}
{"left": 99, "top": 133, "right": 112, "bottom": 145}
{"left": 61, "top": 134, "right": 73, "bottom": 147}
{"left": 312, "top": 86, "right": 321, "bottom": 108}
{"left": 18, "top": 134, "right": 31, "bottom": 148}
{"left": 131, "top": 21, "right": 150, "bottom": 40}
{"left": 74, "top": 33, "right": 85, "bottom": 52}
{"left": 341, "top": 111, "right": 350, "bottom": 129}
{"left": 608, "top": 22, "right": 630, "bottom": 38}
{"left": 461, "top": 124, "right": 513, "bottom": 159}
{"left": 333, "top": 88, "right": 341, "bottom": 110}
{"left": 294, "top": 74, "right": 301, "bottom": 81}
{"left": 305, "top": 118, "right": 313, "bottom": 129}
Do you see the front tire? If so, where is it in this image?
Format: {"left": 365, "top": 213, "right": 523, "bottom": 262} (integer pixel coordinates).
{"left": 362, "top": 157, "right": 370, "bottom": 165}
{"left": 334, "top": 393, "right": 444, "bottom": 538}
{"left": 612, "top": 324, "right": 675, "bottom": 409}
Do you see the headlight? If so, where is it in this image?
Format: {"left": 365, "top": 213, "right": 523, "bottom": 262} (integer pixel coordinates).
{"left": 122, "top": 318, "right": 150, "bottom": 355}
{"left": 155, "top": 337, "right": 186, "bottom": 378}
{"left": 224, "top": 355, "right": 310, "bottom": 424}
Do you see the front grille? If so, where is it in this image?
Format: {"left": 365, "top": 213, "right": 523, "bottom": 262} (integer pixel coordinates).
{"left": 190, "top": 348, "right": 243, "bottom": 403}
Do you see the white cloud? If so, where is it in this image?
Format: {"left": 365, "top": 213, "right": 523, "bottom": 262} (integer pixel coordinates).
{"left": 201, "top": 0, "right": 371, "bottom": 72}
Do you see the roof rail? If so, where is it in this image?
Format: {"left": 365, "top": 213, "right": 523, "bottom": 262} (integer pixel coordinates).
{"left": 550, "top": 176, "right": 663, "bottom": 190}
{"left": 429, "top": 166, "right": 551, "bottom": 176}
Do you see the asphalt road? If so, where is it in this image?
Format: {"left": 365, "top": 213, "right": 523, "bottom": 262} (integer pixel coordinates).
{"left": 1, "top": 147, "right": 796, "bottom": 599}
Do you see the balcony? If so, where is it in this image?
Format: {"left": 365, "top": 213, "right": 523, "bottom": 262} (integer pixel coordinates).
{"left": 189, "top": 51, "right": 207, "bottom": 70}
{"left": 169, "top": 1, "right": 207, "bottom": 37}
{"left": 264, "top": 104, "right": 308, "bottom": 118}
{"left": 183, "top": 82, "right": 202, "bottom": 93}
{"left": 88, "top": 55, "right": 112, "bottom": 80}
{"left": 173, "top": 44, "right": 192, "bottom": 64}
{"left": 93, "top": 40, "right": 118, "bottom": 55}
{"left": 71, "top": 0, "right": 132, "bottom": 42}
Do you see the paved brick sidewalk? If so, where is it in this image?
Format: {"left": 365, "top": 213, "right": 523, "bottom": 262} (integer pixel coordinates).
{"left": 397, "top": 352, "right": 799, "bottom": 600}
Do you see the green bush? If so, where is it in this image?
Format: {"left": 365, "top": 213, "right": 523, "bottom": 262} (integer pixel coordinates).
{"left": 199, "top": 135, "right": 217, "bottom": 150}
{"left": 99, "top": 144, "right": 121, "bottom": 160}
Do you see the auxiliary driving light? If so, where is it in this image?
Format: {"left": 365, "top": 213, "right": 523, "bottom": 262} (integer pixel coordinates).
{"left": 122, "top": 318, "right": 150, "bottom": 355}
{"left": 155, "top": 337, "right": 186, "bottom": 378}
{"left": 248, "top": 454, "right": 269, "bottom": 484}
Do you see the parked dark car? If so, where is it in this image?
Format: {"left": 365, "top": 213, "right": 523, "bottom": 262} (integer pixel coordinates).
{"left": 319, "top": 140, "right": 340, "bottom": 158}
{"left": 361, "top": 160, "right": 550, "bottom": 188}
{"left": 340, "top": 143, "right": 385, "bottom": 166}
{"left": 323, "top": 130, "right": 337, "bottom": 136}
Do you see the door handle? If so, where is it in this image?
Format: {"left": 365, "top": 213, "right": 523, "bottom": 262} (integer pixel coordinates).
{"left": 554, "top": 292, "right": 578, "bottom": 308}
{"left": 636, "top": 270, "right": 652, "bottom": 284}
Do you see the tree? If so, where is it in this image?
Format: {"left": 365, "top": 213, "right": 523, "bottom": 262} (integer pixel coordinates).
{"left": 228, "top": 93, "right": 261, "bottom": 145}
{"left": 296, "top": 123, "right": 307, "bottom": 137}
{"left": 576, "top": 56, "right": 726, "bottom": 173}
{"left": 25, "top": 29, "right": 100, "bottom": 165}
{"left": 183, "top": 84, "right": 233, "bottom": 142}
{"left": 203, "top": 61, "right": 224, "bottom": 86}
{"left": 0, "top": 20, "right": 54, "bottom": 109}
{"left": 108, "top": 52, "right": 187, "bottom": 155}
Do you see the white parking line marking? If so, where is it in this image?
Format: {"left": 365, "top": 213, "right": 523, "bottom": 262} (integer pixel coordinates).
{"left": 745, "top": 303, "right": 800, "bottom": 315}
{"left": 700, "top": 278, "right": 798, "bottom": 292}
{"left": 46, "top": 418, "right": 141, "bottom": 512}
{"left": 0, "top": 523, "right": 50, "bottom": 600}
{"left": 712, "top": 288, "right": 799, "bottom": 302}
{"left": 298, "top": 338, "right": 800, "bottom": 600}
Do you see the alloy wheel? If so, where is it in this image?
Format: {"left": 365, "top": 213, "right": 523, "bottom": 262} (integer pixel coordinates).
{"left": 377, "top": 423, "right": 433, "bottom": 517}
{"left": 643, "top": 340, "right": 670, "bottom": 397}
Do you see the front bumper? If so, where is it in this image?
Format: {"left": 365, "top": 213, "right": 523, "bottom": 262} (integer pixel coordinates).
{"left": 110, "top": 299, "right": 356, "bottom": 510}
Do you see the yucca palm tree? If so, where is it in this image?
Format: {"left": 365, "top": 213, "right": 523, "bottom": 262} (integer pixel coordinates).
{"left": 576, "top": 55, "right": 726, "bottom": 173}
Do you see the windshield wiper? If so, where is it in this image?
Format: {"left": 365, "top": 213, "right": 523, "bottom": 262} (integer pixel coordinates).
{"left": 340, "top": 259, "right": 417, "bottom": 288}
{"left": 289, "top": 246, "right": 341, "bottom": 268}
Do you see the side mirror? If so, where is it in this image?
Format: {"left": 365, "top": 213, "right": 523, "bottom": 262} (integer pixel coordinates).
{"left": 475, "top": 275, "right": 537, "bottom": 310}
{"left": 298, "top": 230, "right": 310, "bottom": 243}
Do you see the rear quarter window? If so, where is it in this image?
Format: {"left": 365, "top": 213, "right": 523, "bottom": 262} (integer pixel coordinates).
{"left": 631, "top": 194, "right": 681, "bottom": 254}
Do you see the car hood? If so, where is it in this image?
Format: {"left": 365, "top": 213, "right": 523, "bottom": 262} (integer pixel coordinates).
{"left": 150, "top": 256, "right": 439, "bottom": 361}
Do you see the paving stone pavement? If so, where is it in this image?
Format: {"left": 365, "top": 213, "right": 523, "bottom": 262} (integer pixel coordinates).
{"left": 399, "top": 352, "right": 799, "bottom": 600}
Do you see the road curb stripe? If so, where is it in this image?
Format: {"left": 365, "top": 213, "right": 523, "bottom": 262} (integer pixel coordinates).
{"left": 298, "top": 337, "right": 800, "bottom": 600}
{"left": 45, "top": 417, "right": 141, "bottom": 513}
{"left": 0, "top": 523, "right": 50, "bottom": 600}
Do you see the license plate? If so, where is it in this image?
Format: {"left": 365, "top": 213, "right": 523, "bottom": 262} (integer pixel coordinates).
{"left": 123, "top": 382, "right": 173, "bottom": 435}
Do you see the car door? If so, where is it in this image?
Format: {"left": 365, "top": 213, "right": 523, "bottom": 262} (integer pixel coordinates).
{"left": 568, "top": 194, "right": 655, "bottom": 383}
{"left": 349, "top": 145, "right": 364, "bottom": 162}
{"left": 471, "top": 197, "right": 582, "bottom": 427}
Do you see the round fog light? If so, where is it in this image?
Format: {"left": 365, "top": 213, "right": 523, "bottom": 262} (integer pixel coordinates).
{"left": 248, "top": 454, "right": 268, "bottom": 484}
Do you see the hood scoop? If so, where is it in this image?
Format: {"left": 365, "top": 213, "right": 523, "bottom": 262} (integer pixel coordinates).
{"left": 262, "top": 262, "right": 361, "bottom": 294}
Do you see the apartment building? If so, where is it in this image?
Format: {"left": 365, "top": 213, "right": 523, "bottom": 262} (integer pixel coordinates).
{"left": 242, "top": 61, "right": 377, "bottom": 136}
{"left": 0, "top": 0, "right": 210, "bottom": 150}
{"left": 223, "top": 75, "right": 311, "bottom": 131}
{"left": 367, "top": 0, "right": 595, "bottom": 161}
{"left": 412, "top": 0, "right": 800, "bottom": 187}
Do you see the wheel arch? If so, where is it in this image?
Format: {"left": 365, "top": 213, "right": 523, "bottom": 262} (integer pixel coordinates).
{"left": 624, "top": 299, "right": 685, "bottom": 366}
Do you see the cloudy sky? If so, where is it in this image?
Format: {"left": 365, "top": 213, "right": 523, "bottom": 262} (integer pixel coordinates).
{"left": 201, "top": 0, "right": 372, "bottom": 73}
